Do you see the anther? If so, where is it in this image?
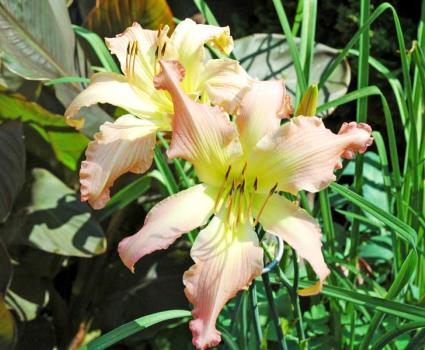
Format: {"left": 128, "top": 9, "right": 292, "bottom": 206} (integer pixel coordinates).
{"left": 253, "top": 182, "right": 278, "bottom": 227}
{"left": 241, "top": 162, "right": 247, "bottom": 176}
{"left": 253, "top": 177, "right": 258, "bottom": 191}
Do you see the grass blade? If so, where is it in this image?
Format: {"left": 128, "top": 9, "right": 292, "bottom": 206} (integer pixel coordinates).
{"left": 80, "top": 310, "right": 191, "bottom": 350}
{"left": 73, "top": 25, "right": 120, "bottom": 74}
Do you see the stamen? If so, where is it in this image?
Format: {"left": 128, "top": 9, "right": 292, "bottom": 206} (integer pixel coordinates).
{"left": 253, "top": 182, "right": 278, "bottom": 227}
{"left": 213, "top": 165, "right": 232, "bottom": 213}
{"left": 126, "top": 41, "right": 138, "bottom": 81}
{"left": 248, "top": 177, "right": 259, "bottom": 222}
{"left": 241, "top": 162, "right": 247, "bottom": 176}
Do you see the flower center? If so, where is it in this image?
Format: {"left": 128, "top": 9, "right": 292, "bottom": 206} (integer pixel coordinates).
{"left": 213, "top": 163, "right": 278, "bottom": 231}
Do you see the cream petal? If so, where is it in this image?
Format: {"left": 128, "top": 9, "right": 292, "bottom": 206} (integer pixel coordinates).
{"left": 200, "top": 58, "right": 252, "bottom": 115}
{"left": 184, "top": 215, "right": 263, "bottom": 349}
{"left": 118, "top": 184, "right": 217, "bottom": 272}
{"left": 169, "top": 18, "right": 233, "bottom": 63}
{"left": 105, "top": 23, "right": 163, "bottom": 89}
{"left": 248, "top": 116, "right": 373, "bottom": 194}
{"left": 80, "top": 115, "right": 157, "bottom": 209}
{"left": 255, "top": 193, "right": 330, "bottom": 295}
{"left": 167, "top": 19, "right": 233, "bottom": 93}
{"left": 154, "top": 60, "right": 243, "bottom": 186}
{"left": 236, "top": 80, "right": 292, "bottom": 152}
{"left": 64, "top": 72, "right": 159, "bottom": 128}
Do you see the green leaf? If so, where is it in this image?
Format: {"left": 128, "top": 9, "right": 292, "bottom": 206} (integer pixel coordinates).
{"left": 96, "top": 175, "right": 152, "bottom": 221}
{"left": 298, "top": 282, "right": 425, "bottom": 322}
{"left": 81, "top": 310, "right": 191, "bottom": 350}
{"left": 0, "top": 120, "right": 25, "bottom": 221}
{"left": 0, "top": 0, "right": 79, "bottom": 80}
{"left": 0, "top": 92, "right": 88, "bottom": 171}
{"left": 8, "top": 168, "right": 106, "bottom": 257}
{"left": 232, "top": 34, "right": 350, "bottom": 114}
{"left": 330, "top": 183, "right": 417, "bottom": 247}
{"left": 84, "top": 0, "right": 175, "bottom": 39}
{"left": 0, "top": 0, "right": 113, "bottom": 136}
{"left": 73, "top": 25, "right": 120, "bottom": 74}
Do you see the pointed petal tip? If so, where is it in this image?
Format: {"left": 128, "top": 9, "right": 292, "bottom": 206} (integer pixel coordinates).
{"left": 117, "top": 235, "right": 137, "bottom": 273}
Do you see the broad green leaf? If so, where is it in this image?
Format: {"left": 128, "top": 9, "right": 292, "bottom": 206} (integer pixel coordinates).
{"left": 8, "top": 168, "right": 106, "bottom": 257}
{"left": 0, "top": 0, "right": 78, "bottom": 80}
{"left": 81, "top": 310, "right": 191, "bottom": 350}
{"left": 232, "top": 33, "right": 350, "bottom": 113}
{"left": 6, "top": 267, "right": 49, "bottom": 321}
{"left": 84, "top": 0, "right": 175, "bottom": 39}
{"left": 0, "top": 0, "right": 113, "bottom": 136}
{"left": 0, "top": 120, "right": 25, "bottom": 221}
{"left": 0, "top": 92, "right": 88, "bottom": 171}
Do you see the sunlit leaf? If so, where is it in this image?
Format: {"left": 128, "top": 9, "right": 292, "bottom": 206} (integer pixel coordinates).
{"left": 0, "top": 0, "right": 113, "bottom": 136}
{"left": 0, "top": 92, "right": 88, "bottom": 171}
{"left": 232, "top": 33, "right": 350, "bottom": 114}
{"left": 81, "top": 310, "right": 191, "bottom": 350}
{"left": 85, "top": 0, "right": 175, "bottom": 39}
{"left": 0, "top": 120, "right": 25, "bottom": 221}
{"left": 6, "top": 169, "right": 106, "bottom": 257}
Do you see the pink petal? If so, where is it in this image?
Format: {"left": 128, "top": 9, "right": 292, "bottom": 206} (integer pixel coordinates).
{"left": 248, "top": 116, "right": 373, "bottom": 194}
{"left": 154, "top": 60, "right": 242, "bottom": 186}
{"left": 255, "top": 193, "right": 330, "bottom": 294}
{"left": 236, "top": 80, "right": 293, "bottom": 151}
{"left": 80, "top": 115, "right": 157, "bottom": 209}
{"left": 200, "top": 58, "right": 252, "bottom": 115}
{"left": 118, "top": 184, "right": 217, "bottom": 272}
{"left": 184, "top": 215, "right": 263, "bottom": 349}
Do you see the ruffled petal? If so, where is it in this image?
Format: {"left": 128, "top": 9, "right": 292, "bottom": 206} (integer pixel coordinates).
{"left": 64, "top": 72, "right": 159, "bottom": 128}
{"left": 200, "top": 58, "right": 252, "bottom": 115}
{"left": 154, "top": 60, "right": 243, "bottom": 186}
{"left": 184, "top": 215, "right": 263, "bottom": 349}
{"left": 247, "top": 116, "right": 373, "bottom": 194}
{"left": 118, "top": 184, "right": 217, "bottom": 272}
{"left": 80, "top": 115, "right": 157, "bottom": 209}
{"left": 236, "top": 80, "right": 292, "bottom": 152}
{"left": 255, "top": 193, "right": 330, "bottom": 295}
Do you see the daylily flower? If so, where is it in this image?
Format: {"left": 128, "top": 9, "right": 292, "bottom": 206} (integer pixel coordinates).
{"left": 65, "top": 19, "right": 251, "bottom": 209}
{"left": 118, "top": 60, "right": 373, "bottom": 349}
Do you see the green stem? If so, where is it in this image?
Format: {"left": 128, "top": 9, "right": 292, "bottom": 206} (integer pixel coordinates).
{"left": 262, "top": 273, "right": 288, "bottom": 350}
{"left": 250, "top": 282, "right": 263, "bottom": 348}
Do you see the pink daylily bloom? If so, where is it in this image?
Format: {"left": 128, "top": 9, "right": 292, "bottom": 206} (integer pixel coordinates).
{"left": 65, "top": 20, "right": 251, "bottom": 209}
{"left": 118, "top": 60, "right": 373, "bottom": 349}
